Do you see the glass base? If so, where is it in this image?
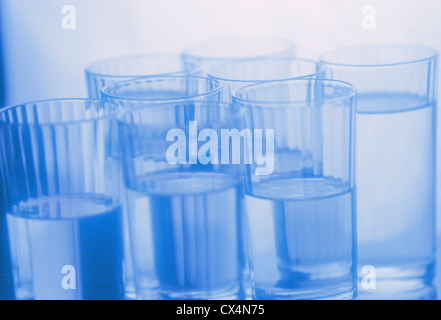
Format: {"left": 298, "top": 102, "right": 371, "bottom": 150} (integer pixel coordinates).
{"left": 357, "top": 281, "right": 436, "bottom": 300}
{"left": 253, "top": 284, "right": 357, "bottom": 300}
{"left": 159, "top": 286, "right": 241, "bottom": 300}
{"left": 357, "top": 262, "right": 435, "bottom": 300}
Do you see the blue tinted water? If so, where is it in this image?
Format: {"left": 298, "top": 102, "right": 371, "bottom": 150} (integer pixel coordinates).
{"left": 7, "top": 194, "right": 123, "bottom": 300}
{"left": 126, "top": 171, "right": 243, "bottom": 299}
{"left": 245, "top": 176, "right": 356, "bottom": 300}
{"left": 356, "top": 94, "right": 435, "bottom": 294}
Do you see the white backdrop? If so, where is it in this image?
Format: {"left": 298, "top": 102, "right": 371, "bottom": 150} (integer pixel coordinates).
{"left": 2, "top": 0, "right": 440, "bottom": 103}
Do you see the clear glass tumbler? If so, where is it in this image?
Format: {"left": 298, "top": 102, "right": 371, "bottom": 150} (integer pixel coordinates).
{"left": 208, "top": 57, "right": 324, "bottom": 298}
{"left": 207, "top": 57, "right": 323, "bottom": 102}
{"left": 182, "top": 36, "right": 296, "bottom": 74}
{"left": 118, "top": 101, "right": 245, "bottom": 299}
{"left": 103, "top": 75, "right": 226, "bottom": 300}
{"left": 233, "top": 78, "right": 357, "bottom": 299}
{"left": 85, "top": 54, "right": 200, "bottom": 98}
{"left": 101, "top": 75, "right": 222, "bottom": 106}
{"left": 320, "top": 45, "right": 438, "bottom": 298}
{"left": 0, "top": 99, "right": 123, "bottom": 300}
{"left": 96, "top": 73, "right": 216, "bottom": 300}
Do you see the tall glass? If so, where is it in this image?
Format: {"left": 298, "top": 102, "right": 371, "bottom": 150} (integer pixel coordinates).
{"left": 118, "top": 101, "right": 244, "bottom": 299}
{"left": 103, "top": 76, "right": 224, "bottom": 299}
{"left": 99, "top": 74, "right": 218, "bottom": 299}
{"left": 85, "top": 54, "right": 200, "bottom": 98}
{"left": 233, "top": 79, "right": 357, "bottom": 299}
{"left": 207, "top": 57, "right": 323, "bottom": 101}
{"left": 182, "top": 36, "right": 296, "bottom": 74}
{"left": 320, "top": 45, "right": 438, "bottom": 298}
{"left": 0, "top": 99, "right": 123, "bottom": 300}
{"left": 208, "top": 57, "right": 323, "bottom": 297}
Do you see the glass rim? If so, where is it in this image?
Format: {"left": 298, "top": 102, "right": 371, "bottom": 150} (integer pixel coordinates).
{"left": 207, "top": 57, "right": 324, "bottom": 83}
{"left": 320, "top": 44, "right": 438, "bottom": 68}
{"left": 0, "top": 98, "right": 120, "bottom": 128}
{"left": 117, "top": 100, "right": 245, "bottom": 129}
{"left": 182, "top": 35, "right": 296, "bottom": 61}
{"left": 101, "top": 75, "right": 223, "bottom": 102}
{"left": 232, "top": 78, "right": 356, "bottom": 106}
{"left": 85, "top": 53, "right": 200, "bottom": 79}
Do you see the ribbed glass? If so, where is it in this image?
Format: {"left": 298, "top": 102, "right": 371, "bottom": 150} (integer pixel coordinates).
{"left": 0, "top": 99, "right": 123, "bottom": 300}
{"left": 182, "top": 36, "right": 296, "bottom": 74}
{"left": 101, "top": 75, "right": 222, "bottom": 107}
{"left": 233, "top": 78, "right": 357, "bottom": 300}
{"left": 118, "top": 101, "right": 245, "bottom": 299}
{"left": 86, "top": 54, "right": 200, "bottom": 98}
{"left": 207, "top": 57, "right": 323, "bottom": 101}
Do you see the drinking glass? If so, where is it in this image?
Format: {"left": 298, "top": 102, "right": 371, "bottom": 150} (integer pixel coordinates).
{"left": 98, "top": 72, "right": 218, "bottom": 299}
{"left": 320, "top": 45, "right": 438, "bottom": 298}
{"left": 0, "top": 99, "right": 123, "bottom": 300}
{"left": 101, "top": 75, "right": 222, "bottom": 106}
{"left": 207, "top": 57, "right": 323, "bottom": 101}
{"left": 103, "top": 75, "right": 225, "bottom": 299}
{"left": 86, "top": 54, "right": 200, "bottom": 98}
{"left": 207, "top": 57, "right": 323, "bottom": 297}
{"left": 233, "top": 78, "right": 357, "bottom": 299}
{"left": 118, "top": 101, "right": 245, "bottom": 299}
{"left": 182, "top": 36, "right": 296, "bottom": 74}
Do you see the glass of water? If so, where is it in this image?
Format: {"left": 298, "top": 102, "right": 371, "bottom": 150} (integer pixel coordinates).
{"left": 0, "top": 99, "right": 123, "bottom": 300}
{"left": 93, "top": 71, "right": 213, "bottom": 299}
{"left": 182, "top": 36, "right": 296, "bottom": 74}
{"left": 233, "top": 78, "right": 357, "bottom": 299}
{"left": 207, "top": 57, "right": 324, "bottom": 298}
{"left": 207, "top": 57, "right": 323, "bottom": 102}
{"left": 118, "top": 101, "right": 245, "bottom": 299}
{"left": 85, "top": 54, "right": 200, "bottom": 98}
{"left": 320, "top": 45, "right": 438, "bottom": 298}
{"left": 104, "top": 75, "right": 226, "bottom": 300}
